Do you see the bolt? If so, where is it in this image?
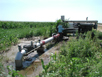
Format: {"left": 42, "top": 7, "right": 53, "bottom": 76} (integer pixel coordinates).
{"left": 18, "top": 45, "right": 22, "bottom": 52}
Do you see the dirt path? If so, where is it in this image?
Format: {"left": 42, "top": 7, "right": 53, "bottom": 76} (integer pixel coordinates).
{"left": 2, "top": 36, "right": 65, "bottom": 77}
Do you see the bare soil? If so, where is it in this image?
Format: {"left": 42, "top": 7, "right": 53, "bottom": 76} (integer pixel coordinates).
{"left": 2, "top": 36, "right": 65, "bottom": 77}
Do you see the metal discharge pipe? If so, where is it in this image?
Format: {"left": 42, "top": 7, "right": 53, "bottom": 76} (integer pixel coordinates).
{"left": 15, "top": 34, "right": 60, "bottom": 70}
{"left": 20, "top": 34, "right": 60, "bottom": 55}
{"left": 41, "top": 34, "right": 60, "bottom": 45}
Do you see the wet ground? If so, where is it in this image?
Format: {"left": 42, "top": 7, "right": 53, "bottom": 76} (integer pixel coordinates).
{"left": 2, "top": 36, "right": 65, "bottom": 77}
{"left": 18, "top": 44, "right": 61, "bottom": 77}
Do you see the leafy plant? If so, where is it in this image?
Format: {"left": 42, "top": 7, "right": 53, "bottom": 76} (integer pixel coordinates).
{"left": 39, "top": 30, "right": 102, "bottom": 77}
{"left": 41, "top": 59, "right": 50, "bottom": 74}
{"left": 7, "top": 65, "right": 24, "bottom": 77}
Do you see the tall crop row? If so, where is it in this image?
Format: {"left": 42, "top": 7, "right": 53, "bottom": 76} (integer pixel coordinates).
{"left": 0, "top": 21, "right": 55, "bottom": 29}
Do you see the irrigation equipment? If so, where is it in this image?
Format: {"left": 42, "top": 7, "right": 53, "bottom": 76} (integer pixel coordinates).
{"left": 15, "top": 34, "right": 60, "bottom": 70}
{"left": 15, "top": 16, "right": 98, "bottom": 70}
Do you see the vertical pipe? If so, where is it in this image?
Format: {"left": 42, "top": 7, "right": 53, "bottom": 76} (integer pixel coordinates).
{"left": 31, "top": 41, "right": 33, "bottom": 47}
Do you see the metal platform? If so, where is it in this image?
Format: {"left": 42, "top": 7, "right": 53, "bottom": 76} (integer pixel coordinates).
{"left": 64, "top": 20, "right": 98, "bottom": 24}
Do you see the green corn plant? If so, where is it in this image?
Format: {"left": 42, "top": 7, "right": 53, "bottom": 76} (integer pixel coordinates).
{"left": 7, "top": 65, "right": 24, "bottom": 77}
{"left": 41, "top": 59, "right": 51, "bottom": 74}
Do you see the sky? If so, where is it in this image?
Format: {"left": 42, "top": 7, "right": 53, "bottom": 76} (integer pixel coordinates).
{"left": 0, "top": 0, "right": 102, "bottom": 23}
